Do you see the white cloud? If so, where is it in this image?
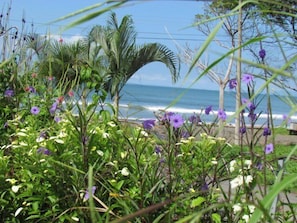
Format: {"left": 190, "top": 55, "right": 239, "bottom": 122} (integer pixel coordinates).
{"left": 41, "top": 34, "right": 85, "bottom": 43}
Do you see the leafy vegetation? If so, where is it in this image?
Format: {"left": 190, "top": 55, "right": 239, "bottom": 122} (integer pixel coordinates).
{"left": 1, "top": 0, "right": 297, "bottom": 222}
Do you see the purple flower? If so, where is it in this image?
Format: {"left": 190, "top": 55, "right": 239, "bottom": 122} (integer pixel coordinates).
{"left": 229, "top": 78, "right": 237, "bottom": 89}
{"left": 39, "top": 131, "right": 48, "bottom": 139}
{"left": 242, "top": 99, "right": 256, "bottom": 112}
{"left": 240, "top": 127, "right": 246, "bottom": 134}
{"left": 169, "top": 113, "right": 184, "bottom": 129}
{"left": 4, "top": 89, "right": 14, "bottom": 97}
{"left": 217, "top": 109, "right": 227, "bottom": 121}
{"left": 205, "top": 106, "right": 212, "bottom": 115}
{"left": 50, "top": 102, "right": 58, "bottom": 115}
{"left": 265, "top": 143, "right": 274, "bottom": 154}
{"left": 201, "top": 182, "right": 209, "bottom": 191}
{"left": 84, "top": 186, "right": 96, "bottom": 201}
{"left": 155, "top": 145, "right": 162, "bottom": 155}
{"left": 263, "top": 127, "right": 271, "bottom": 136}
{"left": 242, "top": 73, "right": 254, "bottom": 84}
{"left": 282, "top": 114, "right": 291, "bottom": 124}
{"left": 248, "top": 112, "right": 257, "bottom": 121}
{"left": 37, "top": 147, "right": 51, "bottom": 155}
{"left": 25, "top": 86, "right": 36, "bottom": 93}
{"left": 242, "top": 98, "right": 249, "bottom": 105}
{"left": 181, "top": 130, "right": 190, "bottom": 139}
{"left": 30, "top": 106, "right": 40, "bottom": 115}
{"left": 54, "top": 116, "right": 61, "bottom": 123}
{"left": 259, "top": 49, "right": 266, "bottom": 59}
{"left": 188, "top": 114, "right": 201, "bottom": 124}
{"left": 256, "top": 162, "right": 263, "bottom": 170}
{"left": 142, "top": 119, "right": 155, "bottom": 130}
{"left": 3, "top": 122, "right": 8, "bottom": 129}
{"left": 248, "top": 102, "right": 256, "bottom": 111}
{"left": 162, "top": 112, "right": 175, "bottom": 122}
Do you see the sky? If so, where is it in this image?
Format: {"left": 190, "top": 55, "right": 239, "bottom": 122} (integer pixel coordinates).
{"left": 2, "top": 0, "right": 224, "bottom": 90}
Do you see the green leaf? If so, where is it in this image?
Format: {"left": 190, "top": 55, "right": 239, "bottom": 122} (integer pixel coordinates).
{"left": 211, "top": 213, "right": 221, "bottom": 223}
{"left": 54, "top": 1, "right": 125, "bottom": 32}
{"left": 250, "top": 174, "right": 297, "bottom": 222}
{"left": 190, "top": 196, "right": 206, "bottom": 208}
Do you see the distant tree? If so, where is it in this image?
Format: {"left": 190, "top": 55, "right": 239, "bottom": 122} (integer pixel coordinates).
{"left": 211, "top": 0, "right": 297, "bottom": 41}
{"left": 257, "top": 0, "right": 297, "bottom": 41}
{"left": 88, "top": 12, "right": 180, "bottom": 117}
{"left": 180, "top": 3, "right": 250, "bottom": 136}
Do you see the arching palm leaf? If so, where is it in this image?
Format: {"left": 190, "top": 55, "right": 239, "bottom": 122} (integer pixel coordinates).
{"left": 88, "top": 12, "right": 180, "bottom": 117}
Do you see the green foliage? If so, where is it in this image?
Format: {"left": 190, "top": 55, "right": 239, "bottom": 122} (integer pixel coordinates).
{"left": 1, "top": 0, "right": 297, "bottom": 222}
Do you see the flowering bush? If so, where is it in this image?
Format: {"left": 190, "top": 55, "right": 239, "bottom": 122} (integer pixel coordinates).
{"left": 1, "top": 1, "right": 297, "bottom": 222}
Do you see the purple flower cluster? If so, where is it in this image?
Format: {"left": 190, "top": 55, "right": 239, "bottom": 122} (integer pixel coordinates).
{"left": 84, "top": 186, "right": 96, "bottom": 201}
{"left": 37, "top": 147, "right": 51, "bottom": 155}
{"left": 205, "top": 106, "right": 212, "bottom": 115}
{"left": 25, "top": 86, "right": 36, "bottom": 93}
{"left": 188, "top": 114, "right": 201, "bottom": 124}
{"left": 259, "top": 49, "right": 266, "bottom": 59}
{"left": 31, "top": 106, "right": 40, "bottom": 115}
{"left": 169, "top": 113, "right": 184, "bottom": 129}
{"left": 242, "top": 73, "right": 254, "bottom": 84}
{"left": 242, "top": 98, "right": 257, "bottom": 122}
{"left": 239, "top": 127, "right": 246, "bottom": 134}
{"left": 50, "top": 102, "right": 58, "bottom": 115}
{"left": 263, "top": 127, "right": 271, "bottom": 136}
{"left": 4, "top": 89, "right": 14, "bottom": 97}
{"left": 265, "top": 143, "right": 274, "bottom": 154}
{"left": 142, "top": 119, "right": 155, "bottom": 130}
{"left": 229, "top": 78, "right": 237, "bottom": 90}
{"left": 161, "top": 112, "right": 184, "bottom": 129}
{"left": 217, "top": 109, "right": 227, "bottom": 121}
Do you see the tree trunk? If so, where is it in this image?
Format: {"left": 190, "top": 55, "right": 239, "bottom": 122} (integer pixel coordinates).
{"left": 114, "top": 90, "right": 120, "bottom": 119}
{"left": 235, "top": 0, "right": 243, "bottom": 145}
{"left": 218, "top": 84, "right": 225, "bottom": 137}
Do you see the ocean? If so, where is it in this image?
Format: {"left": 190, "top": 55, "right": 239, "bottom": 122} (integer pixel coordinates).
{"left": 107, "top": 83, "right": 297, "bottom": 126}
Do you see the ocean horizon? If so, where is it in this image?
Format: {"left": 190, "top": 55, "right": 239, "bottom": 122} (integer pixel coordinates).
{"left": 105, "top": 83, "right": 297, "bottom": 126}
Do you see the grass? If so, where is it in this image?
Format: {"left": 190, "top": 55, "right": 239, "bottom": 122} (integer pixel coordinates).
{"left": 274, "top": 127, "right": 290, "bottom": 135}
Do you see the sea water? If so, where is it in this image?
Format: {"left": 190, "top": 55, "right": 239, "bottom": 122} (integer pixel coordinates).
{"left": 112, "top": 83, "right": 297, "bottom": 126}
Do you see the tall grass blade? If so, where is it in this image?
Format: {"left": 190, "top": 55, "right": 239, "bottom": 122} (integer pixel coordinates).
{"left": 250, "top": 174, "right": 297, "bottom": 222}
{"left": 51, "top": 1, "right": 125, "bottom": 31}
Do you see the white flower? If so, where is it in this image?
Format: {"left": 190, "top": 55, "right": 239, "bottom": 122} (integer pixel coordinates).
{"left": 36, "top": 136, "right": 45, "bottom": 143}
{"left": 121, "top": 167, "right": 129, "bottom": 176}
{"left": 232, "top": 203, "right": 242, "bottom": 213}
{"left": 102, "top": 132, "right": 109, "bottom": 138}
{"left": 242, "top": 214, "right": 250, "bottom": 222}
{"left": 12, "top": 185, "right": 21, "bottom": 193}
{"left": 71, "top": 216, "right": 79, "bottom": 222}
{"left": 120, "top": 151, "right": 128, "bottom": 159}
{"left": 189, "top": 188, "right": 195, "bottom": 193}
{"left": 244, "top": 160, "right": 252, "bottom": 169}
{"left": 245, "top": 175, "right": 253, "bottom": 184}
{"left": 248, "top": 205, "right": 255, "bottom": 213}
{"left": 230, "top": 175, "right": 244, "bottom": 189}
{"left": 6, "top": 178, "right": 17, "bottom": 184}
{"left": 108, "top": 121, "right": 116, "bottom": 127}
{"left": 211, "top": 158, "right": 218, "bottom": 165}
{"left": 58, "top": 131, "right": 67, "bottom": 138}
{"left": 180, "top": 139, "right": 189, "bottom": 144}
{"left": 54, "top": 138, "right": 64, "bottom": 144}
{"left": 230, "top": 160, "right": 237, "bottom": 173}
{"left": 15, "top": 207, "right": 23, "bottom": 217}
{"left": 97, "top": 150, "right": 104, "bottom": 157}
{"left": 140, "top": 130, "right": 148, "bottom": 137}
{"left": 16, "top": 132, "right": 27, "bottom": 137}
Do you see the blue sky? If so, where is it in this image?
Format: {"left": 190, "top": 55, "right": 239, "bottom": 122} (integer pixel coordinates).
{"left": 3, "top": 0, "right": 220, "bottom": 89}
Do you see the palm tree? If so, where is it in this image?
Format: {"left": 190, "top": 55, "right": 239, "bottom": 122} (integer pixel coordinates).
{"left": 88, "top": 12, "right": 180, "bottom": 117}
